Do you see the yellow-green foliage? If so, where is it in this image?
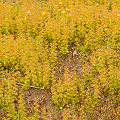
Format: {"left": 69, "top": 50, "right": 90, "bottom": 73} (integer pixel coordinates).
{"left": 52, "top": 66, "right": 78, "bottom": 109}
{"left": 90, "top": 43, "right": 120, "bottom": 105}
{"left": 0, "top": 68, "right": 17, "bottom": 119}
{"left": 0, "top": 0, "right": 120, "bottom": 119}
{"left": 33, "top": 98, "right": 39, "bottom": 119}
{"left": 18, "top": 89, "right": 27, "bottom": 119}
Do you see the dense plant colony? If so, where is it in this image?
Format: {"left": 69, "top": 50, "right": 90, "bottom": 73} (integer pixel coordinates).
{"left": 0, "top": 0, "right": 120, "bottom": 119}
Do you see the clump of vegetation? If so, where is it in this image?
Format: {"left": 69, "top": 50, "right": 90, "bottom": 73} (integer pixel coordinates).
{"left": 0, "top": 0, "right": 120, "bottom": 119}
